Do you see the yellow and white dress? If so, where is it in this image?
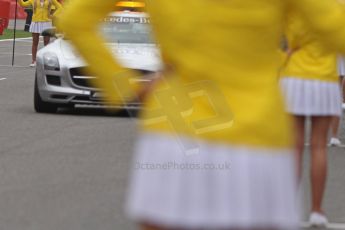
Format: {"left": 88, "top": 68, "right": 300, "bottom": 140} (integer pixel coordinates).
{"left": 18, "top": 0, "right": 62, "bottom": 33}
{"left": 58, "top": 0, "right": 345, "bottom": 229}
{"left": 281, "top": 14, "right": 342, "bottom": 116}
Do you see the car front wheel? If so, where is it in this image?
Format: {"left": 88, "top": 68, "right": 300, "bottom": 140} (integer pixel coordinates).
{"left": 34, "top": 78, "right": 59, "bottom": 113}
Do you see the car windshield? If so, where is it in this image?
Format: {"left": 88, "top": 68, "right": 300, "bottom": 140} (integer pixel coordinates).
{"left": 100, "top": 15, "right": 154, "bottom": 44}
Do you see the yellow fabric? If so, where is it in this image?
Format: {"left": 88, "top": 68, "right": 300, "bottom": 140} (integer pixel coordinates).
{"left": 18, "top": 0, "right": 62, "bottom": 22}
{"left": 281, "top": 13, "right": 339, "bottom": 82}
{"left": 58, "top": 0, "right": 345, "bottom": 149}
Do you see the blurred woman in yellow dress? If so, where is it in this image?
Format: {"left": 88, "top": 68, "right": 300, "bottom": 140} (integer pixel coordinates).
{"left": 58, "top": 1, "right": 345, "bottom": 229}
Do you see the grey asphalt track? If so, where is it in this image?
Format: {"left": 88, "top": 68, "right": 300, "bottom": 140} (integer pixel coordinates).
{"left": 0, "top": 38, "right": 344, "bottom": 230}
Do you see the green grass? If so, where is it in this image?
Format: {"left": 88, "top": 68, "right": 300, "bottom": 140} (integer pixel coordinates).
{"left": 0, "top": 29, "right": 31, "bottom": 40}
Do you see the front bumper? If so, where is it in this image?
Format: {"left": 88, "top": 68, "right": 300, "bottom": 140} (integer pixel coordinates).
{"left": 35, "top": 64, "right": 147, "bottom": 109}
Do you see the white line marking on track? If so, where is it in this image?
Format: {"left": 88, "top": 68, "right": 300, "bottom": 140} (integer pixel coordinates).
{"left": 0, "top": 53, "right": 32, "bottom": 56}
{"left": 0, "top": 36, "right": 47, "bottom": 43}
{"left": 301, "top": 221, "right": 345, "bottom": 229}
{"left": 0, "top": 78, "right": 7, "bottom": 81}
{"left": 0, "top": 37, "right": 32, "bottom": 42}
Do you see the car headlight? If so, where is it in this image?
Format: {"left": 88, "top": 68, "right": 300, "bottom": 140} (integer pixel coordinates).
{"left": 43, "top": 52, "right": 60, "bottom": 71}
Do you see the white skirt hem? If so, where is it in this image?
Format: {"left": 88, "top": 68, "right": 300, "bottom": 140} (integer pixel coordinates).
{"left": 280, "top": 77, "right": 342, "bottom": 116}
{"left": 29, "top": 21, "right": 53, "bottom": 34}
{"left": 126, "top": 133, "right": 300, "bottom": 229}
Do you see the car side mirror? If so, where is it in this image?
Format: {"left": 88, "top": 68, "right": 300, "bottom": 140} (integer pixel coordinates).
{"left": 41, "top": 28, "right": 57, "bottom": 38}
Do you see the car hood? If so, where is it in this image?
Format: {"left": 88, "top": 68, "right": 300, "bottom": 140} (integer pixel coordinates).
{"left": 59, "top": 39, "right": 163, "bottom": 72}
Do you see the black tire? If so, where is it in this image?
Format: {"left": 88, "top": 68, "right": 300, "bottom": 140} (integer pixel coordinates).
{"left": 34, "top": 78, "right": 59, "bottom": 113}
